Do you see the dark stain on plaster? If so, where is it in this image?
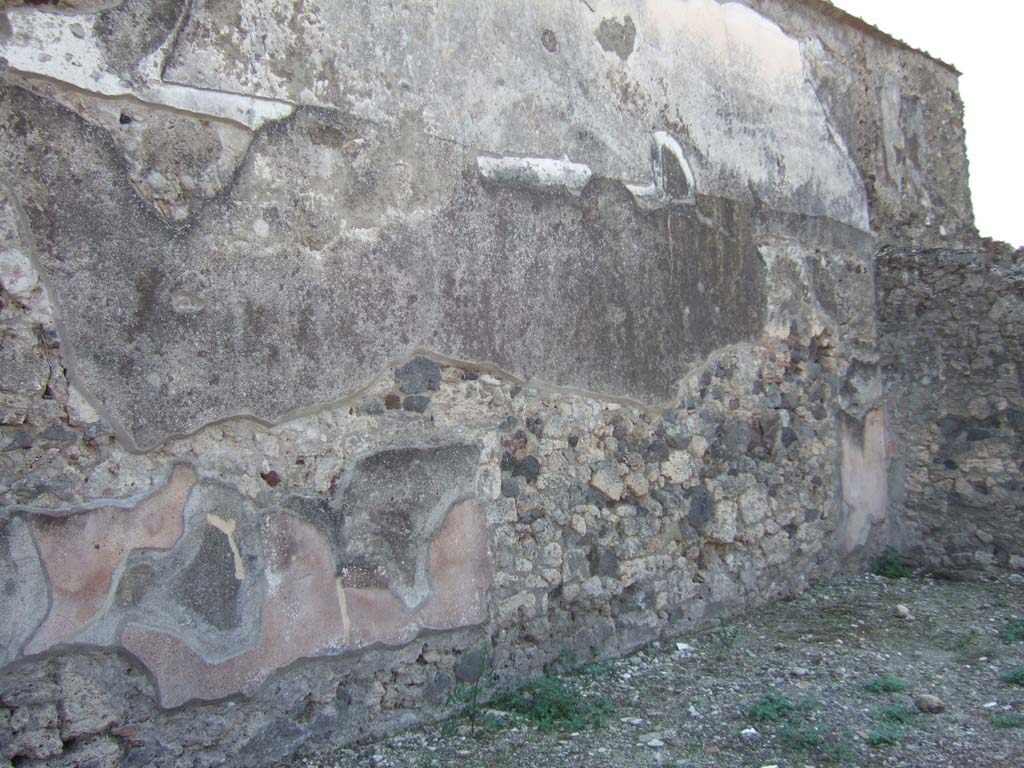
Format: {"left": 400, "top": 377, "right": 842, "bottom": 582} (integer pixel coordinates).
{"left": 94, "top": 0, "right": 185, "bottom": 76}
{"left": 595, "top": 16, "right": 636, "bottom": 61}
{"left": 286, "top": 444, "right": 480, "bottom": 608}
{"left": 541, "top": 29, "right": 558, "bottom": 54}
{"left": 0, "top": 84, "right": 770, "bottom": 450}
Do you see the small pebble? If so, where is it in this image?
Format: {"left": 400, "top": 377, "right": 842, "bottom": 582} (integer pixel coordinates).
{"left": 895, "top": 604, "right": 912, "bottom": 619}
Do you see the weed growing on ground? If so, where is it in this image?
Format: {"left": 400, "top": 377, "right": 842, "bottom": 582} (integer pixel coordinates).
{"left": 863, "top": 674, "right": 911, "bottom": 694}
{"left": 544, "top": 646, "right": 616, "bottom": 679}
{"left": 993, "top": 713, "right": 1024, "bottom": 729}
{"left": 716, "top": 626, "right": 741, "bottom": 651}
{"left": 1002, "top": 667, "right": 1024, "bottom": 686}
{"left": 445, "top": 647, "right": 499, "bottom": 736}
{"left": 493, "top": 674, "right": 612, "bottom": 732}
{"left": 777, "top": 719, "right": 856, "bottom": 763}
{"left": 444, "top": 646, "right": 615, "bottom": 735}
{"left": 867, "top": 723, "right": 903, "bottom": 747}
{"left": 740, "top": 691, "right": 817, "bottom": 723}
{"left": 997, "top": 616, "right": 1024, "bottom": 643}
{"left": 869, "top": 547, "right": 914, "bottom": 579}
{"left": 740, "top": 696, "right": 856, "bottom": 766}
{"left": 943, "top": 630, "right": 978, "bottom": 653}
{"left": 873, "top": 703, "right": 917, "bottom": 724}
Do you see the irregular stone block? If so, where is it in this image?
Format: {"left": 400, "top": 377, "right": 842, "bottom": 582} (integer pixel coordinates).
{"left": 395, "top": 357, "right": 441, "bottom": 394}
{"left": 8, "top": 703, "right": 62, "bottom": 760}
{"left": 0, "top": 327, "right": 48, "bottom": 396}
{"left": 56, "top": 657, "right": 123, "bottom": 741}
{"left": 402, "top": 395, "right": 431, "bottom": 414}
{"left": 590, "top": 465, "right": 625, "bottom": 502}
{"left": 688, "top": 487, "right": 714, "bottom": 531}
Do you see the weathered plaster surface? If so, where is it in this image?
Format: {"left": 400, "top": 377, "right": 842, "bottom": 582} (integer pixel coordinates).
{"left": 0, "top": 0, "right": 981, "bottom": 764}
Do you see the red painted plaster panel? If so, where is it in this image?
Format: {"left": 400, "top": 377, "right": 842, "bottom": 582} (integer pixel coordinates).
{"left": 122, "top": 499, "right": 490, "bottom": 707}
{"left": 26, "top": 464, "right": 195, "bottom": 654}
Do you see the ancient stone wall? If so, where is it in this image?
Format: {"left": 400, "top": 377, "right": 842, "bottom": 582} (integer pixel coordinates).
{"left": 0, "top": 0, "right": 977, "bottom": 765}
{"left": 879, "top": 243, "right": 1024, "bottom": 572}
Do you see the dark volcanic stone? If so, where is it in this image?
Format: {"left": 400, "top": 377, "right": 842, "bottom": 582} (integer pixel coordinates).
{"left": 402, "top": 395, "right": 431, "bottom": 413}
{"left": 688, "top": 487, "right": 714, "bottom": 531}
{"left": 588, "top": 545, "right": 619, "bottom": 577}
{"left": 512, "top": 455, "right": 542, "bottom": 484}
{"left": 395, "top": 357, "right": 441, "bottom": 394}
{"left": 501, "top": 477, "right": 521, "bottom": 498}
{"left": 453, "top": 649, "right": 485, "bottom": 683}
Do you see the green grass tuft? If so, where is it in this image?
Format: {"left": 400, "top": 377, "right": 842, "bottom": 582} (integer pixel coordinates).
{"left": 869, "top": 547, "right": 914, "bottom": 579}
{"left": 997, "top": 616, "right": 1024, "bottom": 643}
{"left": 993, "top": 713, "right": 1024, "bottom": 729}
{"left": 740, "top": 691, "right": 818, "bottom": 723}
{"left": 863, "top": 674, "right": 912, "bottom": 694}
{"left": 493, "top": 675, "right": 612, "bottom": 732}
{"left": 866, "top": 723, "right": 903, "bottom": 747}
{"left": 1003, "top": 667, "right": 1024, "bottom": 687}
{"left": 778, "top": 719, "right": 856, "bottom": 764}
{"left": 873, "top": 703, "right": 917, "bottom": 724}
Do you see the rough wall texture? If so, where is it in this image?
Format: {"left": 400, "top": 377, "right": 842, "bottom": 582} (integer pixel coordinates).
{"left": 879, "top": 244, "right": 1024, "bottom": 572}
{"left": 0, "top": 0, "right": 986, "bottom": 765}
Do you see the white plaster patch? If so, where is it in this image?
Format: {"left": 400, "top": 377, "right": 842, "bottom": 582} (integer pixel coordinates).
{"left": 66, "top": 385, "right": 101, "bottom": 427}
{"left": 625, "top": 131, "right": 696, "bottom": 208}
{"left": 477, "top": 155, "right": 593, "bottom": 195}
{"left": 0, "top": 6, "right": 293, "bottom": 130}
{"left": 0, "top": 247, "right": 39, "bottom": 298}
{"left": 839, "top": 408, "right": 889, "bottom": 555}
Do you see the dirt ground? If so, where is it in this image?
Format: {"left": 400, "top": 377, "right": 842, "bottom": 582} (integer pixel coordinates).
{"left": 283, "top": 571, "right": 1024, "bottom": 768}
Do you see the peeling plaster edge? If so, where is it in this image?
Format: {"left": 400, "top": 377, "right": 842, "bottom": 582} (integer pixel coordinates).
{"left": 91, "top": 347, "right": 675, "bottom": 455}
{"left": 1, "top": 2, "right": 296, "bottom": 131}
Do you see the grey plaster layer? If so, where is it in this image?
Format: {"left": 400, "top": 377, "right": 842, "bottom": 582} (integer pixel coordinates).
{"left": 0, "top": 83, "right": 772, "bottom": 449}
{"left": 0, "top": 516, "right": 47, "bottom": 666}
{"left": 741, "top": 0, "right": 973, "bottom": 240}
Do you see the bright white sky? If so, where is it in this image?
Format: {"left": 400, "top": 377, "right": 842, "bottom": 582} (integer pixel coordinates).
{"left": 831, "top": 0, "right": 1023, "bottom": 246}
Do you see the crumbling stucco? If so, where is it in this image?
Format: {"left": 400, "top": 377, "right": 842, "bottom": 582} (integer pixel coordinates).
{"left": 0, "top": 0, "right": 992, "bottom": 765}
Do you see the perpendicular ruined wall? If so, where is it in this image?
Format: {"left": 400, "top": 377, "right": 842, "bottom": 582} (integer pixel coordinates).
{"left": 0, "top": 0, "right": 988, "bottom": 765}
{"left": 879, "top": 242, "right": 1024, "bottom": 573}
